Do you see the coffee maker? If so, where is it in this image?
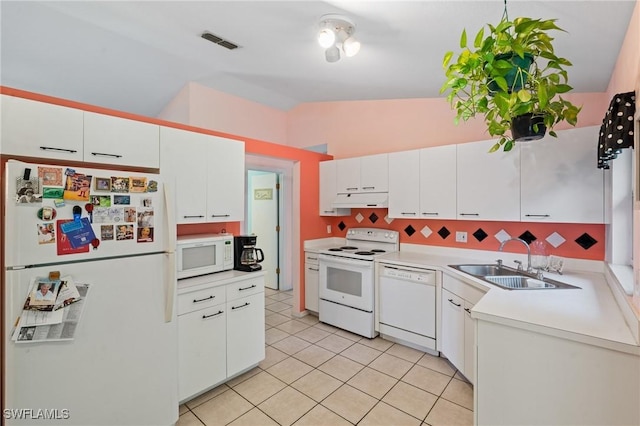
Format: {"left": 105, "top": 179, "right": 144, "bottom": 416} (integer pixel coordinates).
{"left": 233, "top": 235, "right": 264, "bottom": 272}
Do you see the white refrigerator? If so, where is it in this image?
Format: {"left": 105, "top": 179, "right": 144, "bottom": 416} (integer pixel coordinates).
{"left": 3, "top": 160, "right": 178, "bottom": 425}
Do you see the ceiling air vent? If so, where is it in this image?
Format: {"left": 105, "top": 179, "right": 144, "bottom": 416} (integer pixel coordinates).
{"left": 201, "top": 31, "right": 239, "bottom": 50}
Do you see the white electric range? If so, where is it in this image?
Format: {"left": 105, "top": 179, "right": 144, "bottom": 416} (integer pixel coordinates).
{"left": 318, "top": 228, "right": 399, "bottom": 338}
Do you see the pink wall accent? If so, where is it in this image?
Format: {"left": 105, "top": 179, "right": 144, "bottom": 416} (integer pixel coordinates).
{"left": 606, "top": 0, "right": 640, "bottom": 97}
{"left": 170, "top": 82, "right": 289, "bottom": 145}
{"left": 286, "top": 93, "right": 608, "bottom": 158}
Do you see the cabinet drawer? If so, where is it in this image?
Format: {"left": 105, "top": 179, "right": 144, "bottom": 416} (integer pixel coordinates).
{"left": 178, "top": 285, "right": 226, "bottom": 316}
{"left": 305, "top": 252, "right": 319, "bottom": 265}
{"left": 226, "top": 277, "right": 264, "bottom": 301}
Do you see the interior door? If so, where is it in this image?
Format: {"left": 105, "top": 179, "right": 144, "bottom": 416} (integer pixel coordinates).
{"left": 247, "top": 170, "right": 280, "bottom": 290}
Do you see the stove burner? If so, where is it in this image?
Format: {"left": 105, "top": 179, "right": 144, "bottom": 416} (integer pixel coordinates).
{"left": 328, "top": 248, "right": 343, "bottom": 251}
{"left": 354, "top": 251, "right": 375, "bottom": 256}
{"left": 371, "top": 249, "right": 386, "bottom": 253}
{"left": 340, "top": 246, "right": 358, "bottom": 250}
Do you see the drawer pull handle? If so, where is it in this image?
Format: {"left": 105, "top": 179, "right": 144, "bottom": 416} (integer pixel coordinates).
{"left": 193, "top": 295, "right": 215, "bottom": 303}
{"left": 183, "top": 215, "right": 205, "bottom": 218}
{"left": 525, "top": 214, "right": 550, "bottom": 217}
{"left": 421, "top": 212, "right": 439, "bottom": 216}
{"left": 401, "top": 212, "right": 416, "bottom": 215}
{"left": 202, "top": 310, "right": 224, "bottom": 319}
{"left": 346, "top": 187, "right": 358, "bottom": 190}
{"left": 239, "top": 284, "right": 257, "bottom": 291}
{"left": 448, "top": 298, "right": 461, "bottom": 307}
{"left": 211, "top": 214, "right": 231, "bottom": 217}
{"left": 91, "top": 152, "right": 123, "bottom": 158}
{"left": 464, "top": 308, "right": 472, "bottom": 314}
{"left": 362, "top": 186, "right": 375, "bottom": 190}
{"left": 308, "top": 267, "right": 319, "bottom": 272}
{"left": 231, "top": 302, "right": 250, "bottom": 310}
{"left": 323, "top": 210, "right": 335, "bottom": 213}
{"left": 39, "top": 146, "right": 78, "bottom": 154}
{"left": 459, "top": 213, "right": 479, "bottom": 216}
{"left": 306, "top": 256, "right": 318, "bottom": 261}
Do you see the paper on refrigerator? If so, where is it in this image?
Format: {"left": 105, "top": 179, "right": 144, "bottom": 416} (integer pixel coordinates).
{"left": 12, "top": 277, "right": 90, "bottom": 343}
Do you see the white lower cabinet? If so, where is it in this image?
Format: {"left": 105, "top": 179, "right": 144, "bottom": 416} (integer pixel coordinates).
{"left": 304, "top": 251, "right": 319, "bottom": 312}
{"left": 177, "top": 274, "right": 264, "bottom": 402}
{"left": 440, "top": 274, "right": 486, "bottom": 384}
{"left": 178, "top": 303, "right": 226, "bottom": 402}
{"left": 227, "top": 292, "right": 265, "bottom": 377}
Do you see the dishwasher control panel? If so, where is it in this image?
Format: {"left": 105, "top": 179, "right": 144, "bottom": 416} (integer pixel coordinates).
{"left": 380, "top": 265, "right": 436, "bottom": 284}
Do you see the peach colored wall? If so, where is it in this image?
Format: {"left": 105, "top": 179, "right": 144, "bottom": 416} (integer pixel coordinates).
{"left": 606, "top": 0, "right": 639, "bottom": 97}
{"left": 157, "top": 84, "right": 191, "bottom": 124}
{"left": 179, "top": 82, "right": 289, "bottom": 145}
{"left": 286, "top": 93, "right": 608, "bottom": 158}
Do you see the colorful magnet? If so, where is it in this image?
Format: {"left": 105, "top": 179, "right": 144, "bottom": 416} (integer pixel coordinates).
{"left": 37, "top": 207, "right": 57, "bottom": 221}
{"left": 91, "top": 238, "right": 100, "bottom": 250}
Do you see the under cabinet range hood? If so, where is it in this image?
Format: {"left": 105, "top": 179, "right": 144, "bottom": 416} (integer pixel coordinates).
{"left": 332, "top": 192, "right": 388, "bottom": 208}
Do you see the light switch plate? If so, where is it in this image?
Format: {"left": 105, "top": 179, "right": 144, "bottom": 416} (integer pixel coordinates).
{"left": 327, "top": 225, "right": 332, "bottom": 234}
{"left": 456, "top": 231, "right": 468, "bottom": 243}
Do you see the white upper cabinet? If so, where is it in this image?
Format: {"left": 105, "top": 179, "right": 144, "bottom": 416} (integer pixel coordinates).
{"left": 389, "top": 145, "right": 457, "bottom": 219}
{"left": 520, "top": 126, "right": 604, "bottom": 223}
{"left": 160, "top": 126, "right": 244, "bottom": 224}
{"left": 319, "top": 161, "right": 350, "bottom": 216}
{"left": 1, "top": 95, "right": 84, "bottom": 161}
{"left": 389, "top": 149, "right": 420, "bottom": 218}
{"left": 457, "top": 139, "right": 521, "bottom": 221}
{"left": 160, "top": 127, "right": 209, "bottom": 223}
{"left": 335, "top": 153, "right": 388, "bottom": 193}
{"left": 83, "top": 112, "right": 160, "bottom": 168}
{"left": 206, "top": 136, "right": 245, "bottom": 222}
{"left": 419, "top": 145, "right": 457, "bottom": 219}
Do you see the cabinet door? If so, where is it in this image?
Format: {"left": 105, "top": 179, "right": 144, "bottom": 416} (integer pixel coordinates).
{"left": 463, "top": 300, "right": 475, "bottom": 385}
{"left": 160, "top": 126, "right": 208, "bottom": 223}
{"left": 226, "top": 292, "right": 265, "bottom": 377}
{"left": 1, "top": 95, "right": 84, "bottom": 161}
{"left": 84, "top": 112, "right": 160, "bottom": 168}
{"left": 388, "top": 150, "right": 420, "bottom": 218}
{"left": 457, "top": 139, "right": 520, "bottom": 221}
{"left": 335, "top": 157, "right": 361, "bottom": 193}
{"left": 178, "top": 305, "right": 226, "bottom": 401}
{"left": 207, "top": 137, "right": 245, "bottom": 222}
{"left": 521, "top": 126, "right": 603, "bottom": 223}
{"left": 441, "top": 288, "right": 465, "bottom": 372}
{"left": 319, "top": 161, "right": 350, "bottom": 216}
{"left": 360, "top": 153, "right": 389, "bottom": 192}
{"left": 305, "top": 260, "right": 319, "bottom": 312}
{"left": 420, "top": 145, "right": 457, "bottom": 219}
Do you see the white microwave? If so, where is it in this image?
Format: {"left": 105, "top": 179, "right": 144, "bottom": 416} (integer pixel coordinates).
{"left": 176, "top": 234, "right": 234, "bottom": 279}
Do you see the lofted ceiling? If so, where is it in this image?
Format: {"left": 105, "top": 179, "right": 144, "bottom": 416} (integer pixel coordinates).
{"left": 0, "top": 1, "right": 636, "bottom": 117}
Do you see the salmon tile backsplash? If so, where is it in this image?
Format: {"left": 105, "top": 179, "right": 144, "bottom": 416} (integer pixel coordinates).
{"left": 329, "top": 209, "right": 605, "bottom": 261}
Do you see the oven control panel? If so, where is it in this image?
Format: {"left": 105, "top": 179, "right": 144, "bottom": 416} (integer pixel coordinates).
{"left": 347, "top": 228, "right": 399, "bottom": 243}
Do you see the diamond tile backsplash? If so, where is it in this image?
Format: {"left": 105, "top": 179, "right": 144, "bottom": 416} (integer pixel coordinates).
{"left": 327, "top": 209, "right": 605, "bottom": 260}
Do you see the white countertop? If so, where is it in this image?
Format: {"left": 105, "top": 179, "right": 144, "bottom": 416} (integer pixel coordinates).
{"left": 178, "top": 269, "right": 266, "bottom": 293}
{"left": 376, "top": 249, "right": 640, "bottom": 355}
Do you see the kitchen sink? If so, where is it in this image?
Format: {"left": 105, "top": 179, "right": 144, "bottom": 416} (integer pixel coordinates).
{"left": 450, "top": 264, "right": 519, "bottom": 276}
{"left": 449, "top": 264, "right": 580, "bottom": 290}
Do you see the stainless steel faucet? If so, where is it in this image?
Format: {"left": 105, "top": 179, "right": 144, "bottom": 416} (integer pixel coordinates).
{"left": 498, "top": 238, "right": 532, "bottom": 273}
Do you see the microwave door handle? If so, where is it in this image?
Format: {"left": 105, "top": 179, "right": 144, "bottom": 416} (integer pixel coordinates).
{"left": 255, "top": 248, "right": 264, "bottom": 263}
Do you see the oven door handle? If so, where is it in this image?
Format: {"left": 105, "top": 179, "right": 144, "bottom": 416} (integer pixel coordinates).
{"left": 319, "top": 254, "right": 372, "bottom": 267}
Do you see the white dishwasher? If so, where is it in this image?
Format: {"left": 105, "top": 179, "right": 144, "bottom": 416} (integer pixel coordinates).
{"left": 378, "top": 263, "right": 438, "bottom": 355}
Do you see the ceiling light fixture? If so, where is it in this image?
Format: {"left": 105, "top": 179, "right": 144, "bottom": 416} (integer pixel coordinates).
{"left": 317, "top": 14, "right": 360, "bottom": 63}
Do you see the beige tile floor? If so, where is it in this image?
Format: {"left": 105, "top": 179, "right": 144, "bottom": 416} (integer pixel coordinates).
{"left": 177, "top": 288, "right": 473, "bottom": 426}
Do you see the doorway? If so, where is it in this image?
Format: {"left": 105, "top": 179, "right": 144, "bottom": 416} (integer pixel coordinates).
{"left": 246, "top": 169, "right": 282, "bottom": 290}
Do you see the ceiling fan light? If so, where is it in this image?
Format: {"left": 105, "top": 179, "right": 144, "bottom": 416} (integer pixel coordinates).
{"left": 325, "top": 45, "right": 340, "bottom": 62}
{"left": 343, "top": 36, "right": 361, "bottom": 57}
{"left": 317, "top": 28, "right": 336, "bottom": 48}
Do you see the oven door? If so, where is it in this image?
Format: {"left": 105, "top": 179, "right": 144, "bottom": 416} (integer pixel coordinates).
{"left": 319, "top": 254, "right": 374, "bottom": 312}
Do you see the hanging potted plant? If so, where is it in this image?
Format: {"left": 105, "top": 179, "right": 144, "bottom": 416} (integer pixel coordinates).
{"left": 440, "top": 15, "right": 581, "bottom": 152}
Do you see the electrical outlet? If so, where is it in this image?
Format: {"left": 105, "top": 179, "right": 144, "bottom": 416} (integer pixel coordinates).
{"left": 456, "top": 231, "right": 468, "bottom": 243}
{"left": 327, "top": 225, "right": 332, "bottom": 234}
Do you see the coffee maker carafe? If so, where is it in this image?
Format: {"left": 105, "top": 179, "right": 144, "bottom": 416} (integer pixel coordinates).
{"left": 234, "top": 235, "right": 264, "bottom": 272}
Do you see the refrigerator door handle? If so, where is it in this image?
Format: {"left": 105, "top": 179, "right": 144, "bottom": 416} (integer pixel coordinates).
{"left": 163, "top": 179, "right": 177, "bottom": 252}
{"left": 164, "top": 252, "right": 176, "bottom": 322}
